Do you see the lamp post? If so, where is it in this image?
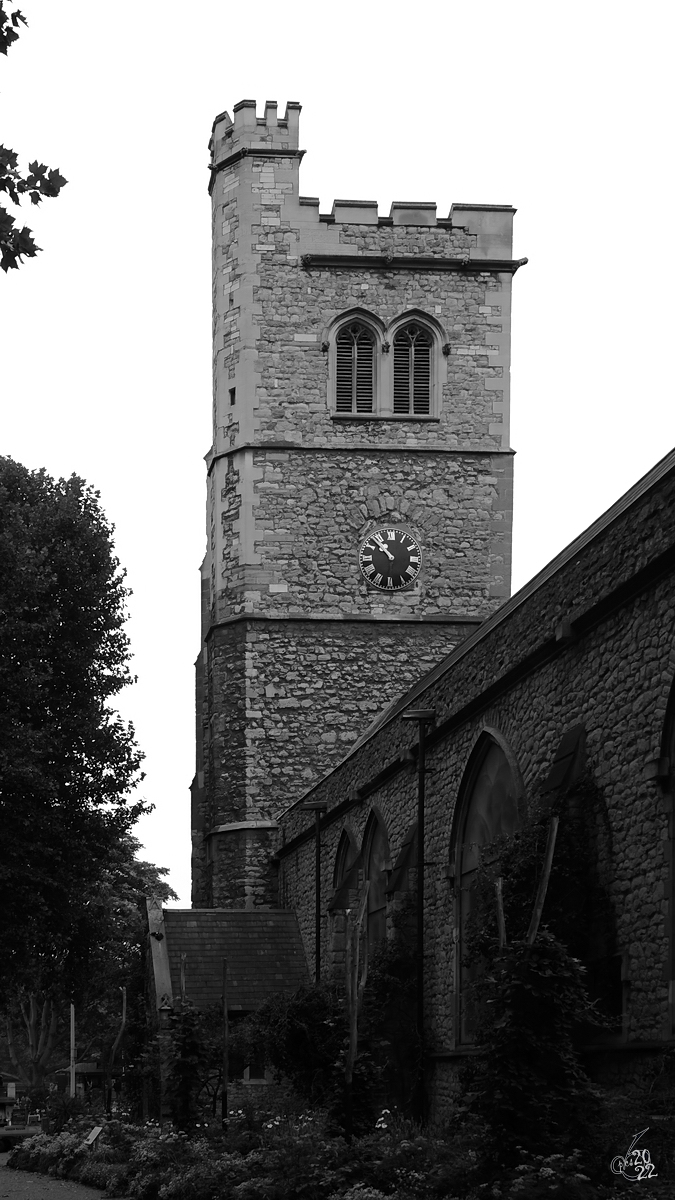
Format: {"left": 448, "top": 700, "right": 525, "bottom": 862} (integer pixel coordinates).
{"left": 300, "top": 801, "right": 329, "bottom": 981}
{"left": 157, "top": 997, "right": 173, "bottom": 1129}
{"left": 69, "top": 1003, "right": 76, "bottom": 1099}
{"left": 401, "top": 707, "right": 436, "bottom": 1119}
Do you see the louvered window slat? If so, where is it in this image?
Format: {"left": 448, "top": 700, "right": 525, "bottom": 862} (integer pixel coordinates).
{"left": 413, "top": 338, "right": 431, "bottom": 414}
{"left": 336, "top": 339, "right": 354, "bottom": 412}
{"left": 393, "top": 323, "right": 432, "bottom": 415}
{"left": 335, "top": 322, "right": 374, "bottom": 413}
{"left": 393, "top": 341, "right": 410, "bottom": 413}
{"left": 355, "top": 338, "right": 374, "bottom": 412}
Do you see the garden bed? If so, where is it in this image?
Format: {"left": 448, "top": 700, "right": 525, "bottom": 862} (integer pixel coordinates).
{"left": 6, "top": 1096, "right": 674, "bottom": 1200}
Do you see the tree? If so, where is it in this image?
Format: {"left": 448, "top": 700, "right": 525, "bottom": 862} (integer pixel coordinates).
{"left": 4, "top": 839, "right": 176, "bottom": 1092}
{"left": 0, "top": 456, "right": 146, "bottom": 998}
{"left": 1, "top": 4, "right": 67, "bottom": 270}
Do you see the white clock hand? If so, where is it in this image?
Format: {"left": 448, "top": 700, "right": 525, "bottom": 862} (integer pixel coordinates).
{"left": 374, "top": 539, "right": 395, "bottom": 560}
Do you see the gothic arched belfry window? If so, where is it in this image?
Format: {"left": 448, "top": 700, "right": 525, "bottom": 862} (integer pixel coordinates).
{"left": 453, "top": 735, "right": 523, "bottom": 1043}
{"left": 335, "top": 321, "right": 375, "bottom": 414}
{"left": 393, "top": 323, "right": 432, "bottom": 415}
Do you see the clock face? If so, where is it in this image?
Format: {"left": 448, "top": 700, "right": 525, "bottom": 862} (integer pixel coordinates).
{"left": 359, "top": 528, "right": 422, "bottom": 591}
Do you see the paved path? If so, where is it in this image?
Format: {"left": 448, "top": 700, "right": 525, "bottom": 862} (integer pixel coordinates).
{"left": 0, "top": 1154, "right": 104, "bottom": 1199}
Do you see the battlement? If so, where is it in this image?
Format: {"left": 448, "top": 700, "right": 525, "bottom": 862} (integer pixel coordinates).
{"left": 296, "top": 198, "right": 516, "bottom": 253}
{"left": 210, "top": 99, "right": 301, "bottom": 164}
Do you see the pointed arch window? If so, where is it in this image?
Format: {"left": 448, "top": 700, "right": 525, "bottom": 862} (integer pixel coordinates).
{"left": 454, "top": 737, "right": 522, "bottom": 1043}
{"left": 393, "top": 323, "right": 432, "bottom": 415}
{"left": 333, "top": 829, "right": 359, "bottom": 892}
{"left": 335, "top": 321, "right": 375, "bottom": 414}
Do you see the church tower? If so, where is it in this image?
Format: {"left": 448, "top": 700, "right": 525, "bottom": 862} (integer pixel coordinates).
{"left": 191, "top": 100, "right": 524, "bottom": 908}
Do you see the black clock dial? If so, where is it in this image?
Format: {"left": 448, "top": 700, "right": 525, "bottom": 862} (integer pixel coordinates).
{"left": 359, "top": 528, "right": 422, "bottom": 591}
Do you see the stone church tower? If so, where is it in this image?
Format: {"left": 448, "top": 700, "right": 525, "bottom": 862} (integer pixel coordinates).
{"left": 191, "top": 99, "right": 525, "bottom": 909}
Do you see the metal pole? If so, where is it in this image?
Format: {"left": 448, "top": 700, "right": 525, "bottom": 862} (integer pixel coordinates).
{"left": 299, "top": 801, "right": 328, "bottom": 983}
{"left": 416, "top": 717, "right": 426, "bottom": 1052}
{"left": 107, "top": 986, "right": 127, "bottom": 1116}
{"left": 402, "top": 707, "right": 435, "bottom": 1123}
{"left": 315, "top": 809, "right": 321, "bottom": 983}
{"left": 221, "top": 959, "right": 228, "bottom": 1129}
{"left": 69, "top": 1004, "right": 75, "bottom": 1098}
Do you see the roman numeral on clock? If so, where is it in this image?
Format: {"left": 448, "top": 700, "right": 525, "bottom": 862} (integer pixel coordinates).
{"left": 359, "top": 527, "right": 422, "bottom": 590}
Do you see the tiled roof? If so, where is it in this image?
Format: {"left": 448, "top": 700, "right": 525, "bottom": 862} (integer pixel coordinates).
{"left": 162, "top": 909, "right": 309, "bottom": 1012}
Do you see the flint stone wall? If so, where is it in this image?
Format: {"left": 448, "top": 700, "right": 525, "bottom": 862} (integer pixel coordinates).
{"left": 215, "top": 448, "right": 512, "bottom": 622}
{"left": 276, "top": 455, "right": 675, "bottom": 1115}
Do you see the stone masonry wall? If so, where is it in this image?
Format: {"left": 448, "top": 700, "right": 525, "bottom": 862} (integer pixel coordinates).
{"left": 214, "top": 448, "right": 512, "bottom": 621}
{"left": 205, "top": 616, "right": 478, "bottom": 826}
{"left": 276, "top": 455, "right": 675, "bottom": 1119}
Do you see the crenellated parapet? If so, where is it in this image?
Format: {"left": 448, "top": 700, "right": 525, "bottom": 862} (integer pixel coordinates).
{"left": 209, "top": 99, "right": 302, "bottom": 175}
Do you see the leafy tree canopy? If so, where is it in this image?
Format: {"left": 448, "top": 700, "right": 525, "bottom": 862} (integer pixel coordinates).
{"left": 4, "top": 837, "right": 177, "bottom": 1089}
{"left": 1, "top": 3, "right": 67, "bottom": 270}
{"left": 0, "top": 456, "right": 146, "bottom": 993}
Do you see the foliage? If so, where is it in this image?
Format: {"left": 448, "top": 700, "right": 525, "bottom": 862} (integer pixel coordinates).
{"left": 459, "top": 932, "right": 605, "bottom": 1159}
{"left": 360, "top": 911, "right": 420, "bottom": 1114}
{"left": 4, "top": 845, "right": 175, "bottom": 1090}
{"left": 6, "top": 1104, "right": 673, "bottom": 1200}
{"left": 166, "top": 1003, "right": 220, "bottom": 1131}
{"left": 0, "top": 458, "right": 146, "bottom": 994}
{"left": 246, "top": 983, "right": 347, "bottom": 1106}
{"left": 239, "top": 926, "right": 420, "bottom": 1133}
{"left": 458, "top": 783, "right": 622, "bottom": 1162}
{"left": 0, "top": 458, "right": 163, "bottom": 1094}
{"left": 0, "top": 4, "right": 67, "bottom": 270}
{"left": 463, "top": 783, "right": 618, "bottom": 1004}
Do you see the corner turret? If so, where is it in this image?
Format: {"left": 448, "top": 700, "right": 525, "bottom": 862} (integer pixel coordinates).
{"left": 209, "top": 99, "right": 302, "bottom": 168}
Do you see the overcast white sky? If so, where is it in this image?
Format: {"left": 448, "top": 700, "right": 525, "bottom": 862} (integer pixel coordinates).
{"left": 2, "top": 1, "right": 673, "bottom": 905}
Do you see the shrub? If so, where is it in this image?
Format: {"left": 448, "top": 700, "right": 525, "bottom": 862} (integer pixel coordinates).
{"left": 246, "top": 983, "right": 347, "bottom": 1106}
{"left": 459, "top": 932, "right": 605, "bottom": 1160}
{"left": 360, "top": 921, "right": 420, "bottom": 1116}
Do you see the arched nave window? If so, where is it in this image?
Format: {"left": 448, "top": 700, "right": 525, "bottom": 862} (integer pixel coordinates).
{"left": 333, "top": 828, "right": 360, "bottom": 892}
{"left": 363, "top": 812, "right": 390, "bottom": 948}
{"left": 452, "top": 734, "right": 523, "bottom": 1043}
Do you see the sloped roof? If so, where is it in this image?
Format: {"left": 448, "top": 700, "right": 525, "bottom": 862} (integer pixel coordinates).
{"left": 162, "top": 909, "right": 309, "bottom": 1011}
